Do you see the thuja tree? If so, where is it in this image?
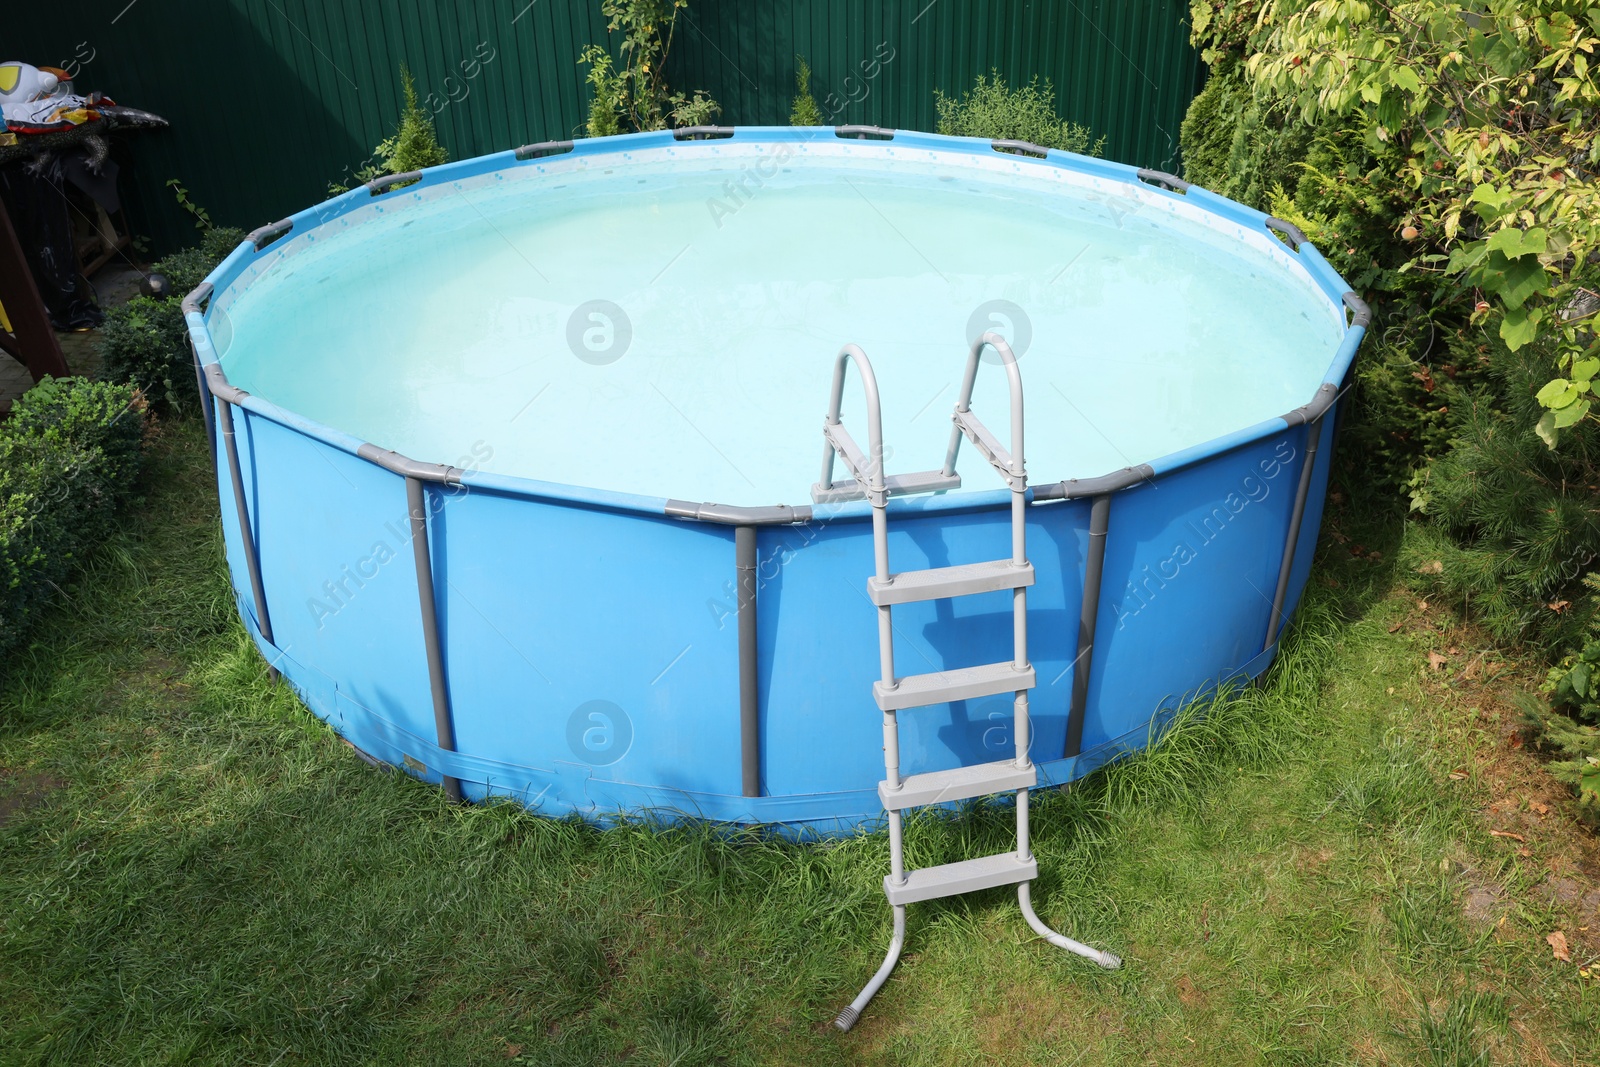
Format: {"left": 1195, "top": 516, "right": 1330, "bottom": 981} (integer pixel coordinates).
{"left": 1249, "top": 2, "right": 1600, "bottom": 447}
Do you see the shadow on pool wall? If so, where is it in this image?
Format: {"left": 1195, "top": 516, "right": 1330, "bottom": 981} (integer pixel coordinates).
{"left": 183, "top": 126, "right": 1367, "bottom": 835}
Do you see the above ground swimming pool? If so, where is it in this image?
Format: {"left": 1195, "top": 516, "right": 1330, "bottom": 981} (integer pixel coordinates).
{"left": 184, "top": 125, "right": 1366, "bottom": 833}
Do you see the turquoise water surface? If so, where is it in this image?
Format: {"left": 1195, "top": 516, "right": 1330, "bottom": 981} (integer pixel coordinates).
{"left": 217, "top": 147, "right": 1344, "bottom": 506}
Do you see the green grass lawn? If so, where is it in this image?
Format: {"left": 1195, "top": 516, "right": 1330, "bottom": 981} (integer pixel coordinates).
{"left": 2, "top": 420, "right": 1596, "bottom": 1065}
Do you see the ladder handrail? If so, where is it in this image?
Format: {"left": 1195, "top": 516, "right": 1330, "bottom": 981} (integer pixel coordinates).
{"left": 941, "top": 331, "right": 1026, "bottom": 490}
{"left": 818, "top": 343, "right": 889, "bottom": 505}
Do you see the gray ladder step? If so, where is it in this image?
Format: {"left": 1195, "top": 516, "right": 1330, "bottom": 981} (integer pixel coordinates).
{"left": 878, "top": 759, "right": 1037, "bottom": 811}
{"left": 883, "top": 851, "right": 1038, "bottom": 906}
{"left": 811, "top": 468, "right": 961, "bottom": 505}
{"left": 868, "top": 559, "right": 1034, "bottom": 606}
{"left": 874, "top": 661, "right": 1035, "bottom": 711}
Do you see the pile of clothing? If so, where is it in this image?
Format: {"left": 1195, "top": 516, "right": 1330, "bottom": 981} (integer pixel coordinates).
{"left": 0, "top": 60, "right": 166, "bottom": 329}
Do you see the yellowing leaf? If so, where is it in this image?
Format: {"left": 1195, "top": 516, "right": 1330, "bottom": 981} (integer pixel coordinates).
{"left": 1548, "top": 930, "right": 1571, "bottom": 962}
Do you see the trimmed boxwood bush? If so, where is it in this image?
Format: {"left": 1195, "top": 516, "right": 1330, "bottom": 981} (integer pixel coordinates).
{"left": 98, "top": 295, "right": 188, "bottom": 410}
{"left": 0, "top": 377, "right": 146, "bottom": 662}
{"left": 99, "top": 227, "right": 245, "bottom": 412}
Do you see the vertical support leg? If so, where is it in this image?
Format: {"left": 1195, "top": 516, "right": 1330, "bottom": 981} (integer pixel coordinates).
{"left": 1264, "top": 416, "right": 1323, "bottom": 650}
{"left": 1064, "top": 494, "right": 1111, "bottom": 758}
{"left": 736, "top": 526, "right": 761, "bottom": 797}
{"left": 192, "top": 343, "right": 218, "bottom": 463}
{"left": 216, "top": 399, "right": 278, "bottom": 683}
{"left": 407, "top": 476, "right": 462, "bottom": 804}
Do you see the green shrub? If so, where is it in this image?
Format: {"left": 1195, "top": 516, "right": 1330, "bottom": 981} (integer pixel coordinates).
{"left": 99, "top": 228, "right": 243, "bottom": 411}
{"left": 0, "top": 378, "right": 146, "bottom": 663}
{"left": 1403, "top": 333, "right": 1600, "bottom": 648}
{"left": 935, "top": 72, "right": 1104, "bottom": 156}
{"left": 152, "top": 226, "right": 246, "bottom": 297}
{"left": 98, "top": 296, "right": 189, "bottom": 411}
{"left": 1178, "top": 59, "right": 1312, "bottom": 210}
{"left": 7, "top": 376, "right": 145, "bottom": 497}
{"left": 329, "top": 66, "right": 449, "bottom": 194}
{"left": 578, "top": 2, "right": 720, "bottom": 137}
{"left": 1183, "top": 0, "right": 1600, "bottom": 811}
{"left": 789, "top": 55, "right": 822, "bottom": 127}
{"left": 1518, "top": 575, "right": 1600, "bottom": 823}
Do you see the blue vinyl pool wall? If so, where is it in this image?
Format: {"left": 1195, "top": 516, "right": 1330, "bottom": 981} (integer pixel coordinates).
{"left": 185, "top": 127, "right": 1367, "bottom": 834}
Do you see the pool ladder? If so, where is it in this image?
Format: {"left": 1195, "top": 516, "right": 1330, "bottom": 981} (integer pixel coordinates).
{"left": 814, "top": 332, "right": 1122, "bottom": 1033}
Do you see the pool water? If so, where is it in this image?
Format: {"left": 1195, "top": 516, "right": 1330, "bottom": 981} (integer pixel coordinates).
{"left": 218, "top": 145, "right": 1343, "bottom": 505}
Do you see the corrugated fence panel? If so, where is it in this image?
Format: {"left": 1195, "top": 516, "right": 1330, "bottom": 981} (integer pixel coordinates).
{"left": 9, "top": 0, "right": 1199, "bottom": 255}
{"left": 668, "top": 0, "right": 1200, "bottom": 166}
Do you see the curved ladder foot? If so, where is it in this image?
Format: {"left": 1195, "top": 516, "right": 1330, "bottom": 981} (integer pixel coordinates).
{"left": 1018, "top": 882, "right": 1121, "bottom": 969}
{"left": 834, "top": 904, "right": 906, "bottom": 1031}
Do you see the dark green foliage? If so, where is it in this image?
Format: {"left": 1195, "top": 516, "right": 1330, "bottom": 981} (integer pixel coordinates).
{"left": 6, "top": 375, "right": 145, "bottom": 495}
{"left": 151, "top": 226, "right": 247, "bottom": 298}
{"left": 98, "top": 296, "right": 189, "bottom": 410}
{"left": 935, "top": 71, "right": 1104, "bottom": 156}
{"left": 1178, "top": 60, "right": 1311, "bottom": 211}
{"left": 1516, "top": 575, "right": 1600, "bottom": 823}
{"left": 0, "top": 377, "right": 145, "bottom": 662}
{"left": 1182, "top": 4, "right": 1600, "bottom": 811}
{"left": 98, "top": 229, "right": 244, "bottom": 411}
{"left": 1404, "top": 333, "right": 1600, "bottom": 648}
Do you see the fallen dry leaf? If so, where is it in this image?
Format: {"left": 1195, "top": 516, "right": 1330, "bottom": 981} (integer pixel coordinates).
{"left": 1490, "top": 830, "right": 1526, "bottom": 842}
{"left": 1428, "top": 651, "right": 1449, "bottom": 671}
{"left": 1417, "top": 560, "right": 1444, "bottom": 575}
{"left": 1548, "top": 930, "right": 1571, "bottom": 962}
{"left": 1531, "top": 801, "right": 1550, "bottom": 815}
{"left": 1388, "top": 619, "right": 1405, "bottom": 633}
{"left": 1448, "top": 770, "right": 1468, "bottom": 780}
{"left": 1517, "top": 848, "right": 1532, "bottom": 857}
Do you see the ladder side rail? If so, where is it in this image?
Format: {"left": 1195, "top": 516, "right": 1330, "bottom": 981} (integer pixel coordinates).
{"left": 819, "top": 344, "right": 889, "bottom": 503}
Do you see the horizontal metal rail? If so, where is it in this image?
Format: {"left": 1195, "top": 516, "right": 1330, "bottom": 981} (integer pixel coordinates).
{"left": 673, "top": 125, "right": 734, "bottom": 140}
{"left": 835, "top": 124, "right": 895, "bottom": 140}
{"left": 1136, "top": 168, "right": 1191, "bottom": 193}
{"left": 1266, "top": 217, "right": 1307, "bottom": 251}
{"left": 991, "top": 139, "right": 1050, "bottom": 159}
{"left": 247, "top": 219, "right": 292, "bottom": 250}
{"left": 514, "top": 139, "right": 574, "bottom": 161}
{"left": 664, "top": 500, "right": 811, "bottom": 525}
{"left": 367, "top": 171, "right": 422, "bottom": 195}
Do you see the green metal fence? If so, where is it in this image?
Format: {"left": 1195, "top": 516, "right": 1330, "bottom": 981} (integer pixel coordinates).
{"left": 11, "top": 0, "right": 1202, "bottom": 255}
